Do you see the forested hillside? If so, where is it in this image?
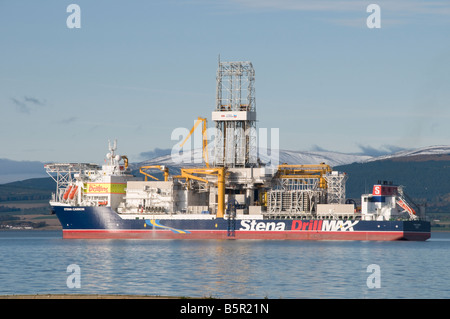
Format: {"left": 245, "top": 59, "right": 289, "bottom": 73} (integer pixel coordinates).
{"left": 2, "top": 155, "right": 450, "bottom": 213}
{"left": 336, "top": 155, "right": 450, "bottom": 213}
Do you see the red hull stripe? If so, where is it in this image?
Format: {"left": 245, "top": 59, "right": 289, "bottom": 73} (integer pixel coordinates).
{"left": 63, "top": 229, "right": 430, "bottom": 241}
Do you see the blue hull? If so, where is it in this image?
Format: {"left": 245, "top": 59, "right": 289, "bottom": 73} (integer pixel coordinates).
{"left": 52, "top": 206, "right": 431, "bottom": 241}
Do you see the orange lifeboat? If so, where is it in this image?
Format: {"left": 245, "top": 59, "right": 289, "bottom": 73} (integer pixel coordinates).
{"left": 63, "top": 186, "right": 72, "bottom": 200}
{"left": 69, "top": 186, "right": 78, "bottom": 200}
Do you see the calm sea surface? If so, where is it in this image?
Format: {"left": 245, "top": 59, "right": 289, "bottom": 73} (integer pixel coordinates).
{"left": 0, "top": 230, "right": 449, "bottom": 299}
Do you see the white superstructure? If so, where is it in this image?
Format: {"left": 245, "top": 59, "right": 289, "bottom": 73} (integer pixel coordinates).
{"left": 361, "top": 182, "right": 419, "bottom": 221}
{"left": 45, "top": 140, "right": 138, "bottom": 210}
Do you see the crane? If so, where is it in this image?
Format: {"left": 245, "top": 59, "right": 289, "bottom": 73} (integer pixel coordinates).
{"left": 180, "top": 117, "right": 210, "bottom": 168}
{"left": 179, "top": 167, "right": 226, "bottom": 218}
{"left": 139, "top": 165, "right": 169, "bottom": 181}
{"left": 277, "top": 164, "right": 332, "bottom": 189}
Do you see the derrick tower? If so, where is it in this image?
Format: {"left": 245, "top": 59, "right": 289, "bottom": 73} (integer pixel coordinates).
{"left": 212, "top": 61, "right": 257, "bottom": 168}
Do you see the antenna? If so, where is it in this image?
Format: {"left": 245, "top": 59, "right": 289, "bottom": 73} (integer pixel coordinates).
{"left": 108, "top": 139, "right": 117, "bottom": 153}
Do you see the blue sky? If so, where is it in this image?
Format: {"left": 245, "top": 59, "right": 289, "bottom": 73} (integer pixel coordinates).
{"left": 1, "top": 0, "right": 449, "bottom": 163}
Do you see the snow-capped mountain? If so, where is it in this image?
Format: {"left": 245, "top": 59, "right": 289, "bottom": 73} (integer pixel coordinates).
{"left": 3, "top": 145, "right": 450, "bottom": 184}
{"left": 362, "top": 145, "right": 450, "bottom": 163}
{"left": 273, "top": 149, "right": 372, "bottom": 167}
{"left": 132, "top": 148, "right": 373, "bottom": 170}
{"left": 133, "top": 145, "right": 450, "bottom": 172}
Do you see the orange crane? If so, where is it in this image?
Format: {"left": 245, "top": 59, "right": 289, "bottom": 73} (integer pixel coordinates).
{"left": 179, "top": 167, "right": 226, "bottom": 218}
{"left": 180, "top": 117, "right": 210, "bottom": 168}
{"left": 139, "top": 165, "right": 169, "bottom": 181}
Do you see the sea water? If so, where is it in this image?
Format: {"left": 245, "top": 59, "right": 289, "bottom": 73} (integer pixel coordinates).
{"left": 0, "top": 230, "right": 449, "bottom": 299}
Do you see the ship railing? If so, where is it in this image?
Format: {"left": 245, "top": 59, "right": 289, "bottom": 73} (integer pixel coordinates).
{"left": 316, "top": 212, "right": 361, "bottom": 220}
{"left": 263, "top": 212, "right": 315, "bottom": 220}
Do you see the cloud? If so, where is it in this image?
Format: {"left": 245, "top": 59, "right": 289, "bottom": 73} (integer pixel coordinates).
{"left": 61, "top": 116, "right": 78, "bottom": 124}
{"left": 357, "top": 144, "right": 407, "bottom": 157}
{"left": 310, "top": 144, "right": 328, "bottom": 152}
{"left": 310, "top": 144, "right": 407, "bottom": 157}
{"left": 231, "top": 0, "right": 450, "bottom": 26}
{"left": 233, "top": 0, "right": 450, "bottom": 14}
{"left": 139, "top": 148, "right": 172, "bottom": 160}
{"left": 233, "top": 0, "right": 364, "bottom": 12}
{"left": 11, "top": 96, "right": 46, "bottom": 113}
{"left": 11, "top": 98, "right": 29, "bottom": 113}
{"left": 24, "top": 96, "right": 45, "bottom": 106}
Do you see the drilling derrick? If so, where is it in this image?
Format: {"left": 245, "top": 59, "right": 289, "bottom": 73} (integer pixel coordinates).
{"left": 324, "top": 171, "right": 348, "bottom": 204}
{"left": 212, "top": 61, "right": 257, "bottom": 168}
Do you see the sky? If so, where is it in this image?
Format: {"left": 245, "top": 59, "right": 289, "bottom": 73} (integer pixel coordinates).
{"left": 1, "top": 0, "right": 450, "bottom": 164}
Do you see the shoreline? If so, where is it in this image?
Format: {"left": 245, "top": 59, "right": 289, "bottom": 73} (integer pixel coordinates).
{"left": 0, "top": 294, "right": 194, "bottom": 299}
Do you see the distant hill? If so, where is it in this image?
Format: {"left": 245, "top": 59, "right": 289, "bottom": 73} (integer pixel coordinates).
{"left": 3, "top": 145, "right": 450, "bottom": 184}
{"left": 0, "top": 149, "right": 371, "bottom": 184}
{"left": 336, "top": 155, "right": 450, "bottom": 213}
{"left": 132, "top": 147, "right": 450, "bottom": 213}
{"left": 0, "top": 159, "right": 47, "bottom": 184}
{"left": 131, "top": 148, "right": 372, "bottom": 172}
{"left": 0, "top": 177, "right": 54, "bottom": 202}
{"left": 3, "top": 145, "right": 450, "bottom": 213}
{"left": 362, "top": 145, "right": 450, "bottom": 163}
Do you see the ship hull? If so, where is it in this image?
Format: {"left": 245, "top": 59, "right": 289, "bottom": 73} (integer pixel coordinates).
{"left": 53, "top": 206, "right": 431, "bottom": 241}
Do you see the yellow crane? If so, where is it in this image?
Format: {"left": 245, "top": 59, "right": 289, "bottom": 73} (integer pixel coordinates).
{"left": 179, "top": 167, "right": 226, "bottom": 218}
{"left": 277, "top": 163, "right": 332, "bottom": 189}
{"left": 120, "top": 155, "right": 129, "bottom": 170}
{"left": 139, "top": 165, "right": 169, "bottom": 181}
{"left": 179, "top": 117, "right": 210, "bottom": 168}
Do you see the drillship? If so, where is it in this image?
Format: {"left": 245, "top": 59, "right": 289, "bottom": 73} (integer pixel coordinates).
{"left": 45, "top": 61, "right": 430, "bottom": 241}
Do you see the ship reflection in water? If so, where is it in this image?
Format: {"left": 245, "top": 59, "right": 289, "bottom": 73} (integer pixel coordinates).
{"left": 1, "top": 231, "right": 448, "bottom": 298}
